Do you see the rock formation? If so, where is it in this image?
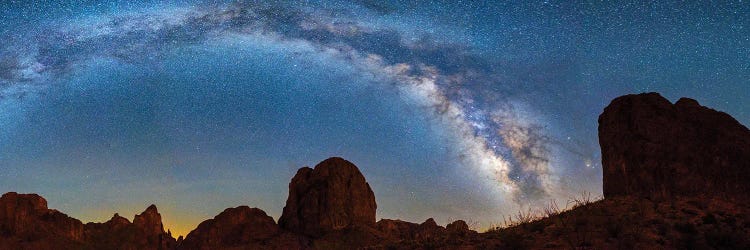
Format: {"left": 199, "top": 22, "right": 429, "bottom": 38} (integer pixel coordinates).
{"left": 3, "top": 93, "right": 750, "bottom": 249}
{"left": 179, "top": 206, "right": 305, "bottom": 250}
{"left": 376, "top": 218, "right": 474, "bottom": 241}
{"left": 0, "top": 192, "right": 84, "bottom": 249}
{"left": 377, "top": 219, "right": 420, "bottom": 240}
{"left": 278, "top": 157, "right": 377, "bottom": 237}
{"left": 0, "top": 192, "right": 179, "bottom": 249}
{"left": 414, "top": 218, "right": 448, "bottom": 240}
{"left": 84, "top": 205, "right": 177, "bottom": 250}
{"left": 599, "top": 92, "right": 750, "bottom": 198}
{"left": 446, "top": 220, "right": 471, "bottom": 236}
{"left": 0, "top": 158, "right": 483, "bottom": 249}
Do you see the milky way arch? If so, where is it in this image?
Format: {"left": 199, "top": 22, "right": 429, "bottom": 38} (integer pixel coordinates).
{"left": 0, "top": 1, "right": 573, "bottom": 205}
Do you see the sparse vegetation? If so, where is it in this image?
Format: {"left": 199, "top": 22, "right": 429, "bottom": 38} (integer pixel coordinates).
{"left": 568, "top": 190, "right": 598, "bottom": 209}
{"left": 502, "top": 207, "right": 537, "bottom": 228}
{"left": 542, "top": 200, "right": 561, "bottom": 217}
{"left": 481, "top": 194, "right": 750, "bottom": 249}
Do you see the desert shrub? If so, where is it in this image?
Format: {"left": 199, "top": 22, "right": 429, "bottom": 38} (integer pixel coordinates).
{"left": 542, "top": 200, "right": 561, "bottom": 217}
{"left": 569, "top": 190, "right": 598, "bottom": 209}
{"left": 501, "top": 207, "right": 539, "bottom": 228}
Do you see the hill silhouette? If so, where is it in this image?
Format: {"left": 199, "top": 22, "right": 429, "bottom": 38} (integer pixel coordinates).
{"left": 1, "top": 93, "right": 749, "bottom": 249}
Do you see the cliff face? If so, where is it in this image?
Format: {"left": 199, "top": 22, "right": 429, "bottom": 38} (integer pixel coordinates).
{"left": 278, "top": 157, "right": 377, "bottom": 238}
{"left": 0, "top": 192, "right": 176, "bottom": 250}
{"left": 0, "top": 192, "right": 85, "bottom": 249}
{"left": 599, "top": 93, "right": 750, "bottom": 198}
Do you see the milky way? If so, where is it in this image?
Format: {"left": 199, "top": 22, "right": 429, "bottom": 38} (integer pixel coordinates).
{"left": 1, "top": 1, "right": 748, "bottom": 236}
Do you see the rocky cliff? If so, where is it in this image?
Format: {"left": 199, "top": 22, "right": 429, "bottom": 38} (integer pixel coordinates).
{"left": 599, "top": 92, "right": 750, "bottom": 198}
{"left": 0, "top": 192, "right": 176, "bottom": 249}
{"left": 0, "top": 192, "right": 84, "bottom": 249}
{"left": 278, "top": 157, "right": 377, "bottom": 238}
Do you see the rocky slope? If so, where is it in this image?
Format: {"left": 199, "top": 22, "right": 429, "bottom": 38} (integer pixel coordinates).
{"left": 2, "top": 93, "right": 749, "bottom": 249}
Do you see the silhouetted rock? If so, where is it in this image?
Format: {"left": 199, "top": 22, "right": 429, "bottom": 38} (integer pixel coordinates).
{"left": 5, "top": 92, "right": 750, "bottom": 249}
{"left": 179, "top": 206, "right": 306, "bottom": 250}
{"left": 599, "top": 93, "right": 750, "bottom": 198}
{"left": 376, "top": 218, "right": 470, "bottom": 241}
{"left": 415, "top": 218, "right": 447, "bottom": 240}
{"left": 377, "top": 219, "right": 419, "bottom": 240}
{"left": 446, "top": 220, "right": 472, "bottom": 236}
{"left": 107, "top": 213, "right": 131, "bottom": 227}
{"left": 133, "top": 205, "right": 163, "bottom": 237}
{"left": 84, "top": 205, "right": 176, "bottom": 250}
{"left": 0, "top": 192, "right": 85, "bottom": 249}
{"left": 279, "top": 157, "right": 377, "bottom": 238}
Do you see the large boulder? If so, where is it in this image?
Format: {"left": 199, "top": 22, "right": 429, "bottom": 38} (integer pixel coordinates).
{"left": 278, "top": 157, "right": 377, "bottom": 237}
{"left": 179, "top": 206, "right": 306, "bottom": 250}
{"left": 599, "top": 93, "right": 750, "bottom": 198}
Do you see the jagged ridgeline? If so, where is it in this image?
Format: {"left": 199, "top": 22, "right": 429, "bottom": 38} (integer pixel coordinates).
{"left": 2, "top": 93, "right": 750, "bottom": 249}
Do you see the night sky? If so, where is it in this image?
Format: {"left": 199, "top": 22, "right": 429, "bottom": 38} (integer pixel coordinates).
{"left": 1, "top": 1, "right": 748, "bottom": 237}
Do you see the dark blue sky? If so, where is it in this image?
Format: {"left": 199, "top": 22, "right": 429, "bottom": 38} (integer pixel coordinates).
{"left": 0, "top": 0, "right": 747, "bottom": 236}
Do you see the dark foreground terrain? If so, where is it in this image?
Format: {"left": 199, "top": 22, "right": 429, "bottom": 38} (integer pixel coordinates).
{"left": 2, "top": 92, "right": 749, "bottom": 249}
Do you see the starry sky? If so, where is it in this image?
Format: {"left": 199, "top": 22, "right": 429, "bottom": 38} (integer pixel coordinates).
{"left": 0, "top": 0, "right": 748, "bottom": 237}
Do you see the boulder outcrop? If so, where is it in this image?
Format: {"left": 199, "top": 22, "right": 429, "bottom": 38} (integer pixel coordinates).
{"left": 599, "top": 92, "right": 750, "bottom": 198}
{"left": 179, "top": 206, "right": 305, "bottom": 250}
{"left": 278, "top": 157, "right": 377, "bottom": 237}
{"left": 446, "top": 220, "right": 472, "bottom": 236}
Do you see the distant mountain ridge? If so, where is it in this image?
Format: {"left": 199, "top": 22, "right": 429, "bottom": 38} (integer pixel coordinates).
{"left": 2, "top": 93, "right": 749, "bottom": 249}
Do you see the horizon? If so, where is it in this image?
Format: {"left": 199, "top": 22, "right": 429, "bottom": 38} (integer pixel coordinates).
{"left": 1, "top": 1, "right": 748, "bottom": 238}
